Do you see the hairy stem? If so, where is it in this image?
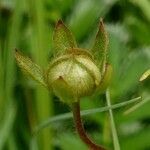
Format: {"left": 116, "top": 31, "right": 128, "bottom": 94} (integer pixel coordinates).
{"left": 72, "top": 102, "right": 106, "bottom": 150}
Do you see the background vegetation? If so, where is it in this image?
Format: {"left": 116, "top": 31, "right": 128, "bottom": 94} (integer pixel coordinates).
{"left": 0, "top": 0, "right": 150, "bottom": 150}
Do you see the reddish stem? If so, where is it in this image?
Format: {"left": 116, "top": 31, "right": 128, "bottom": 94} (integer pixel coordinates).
{"left": 72, "top": 102, "right": 106, "bottom": 150}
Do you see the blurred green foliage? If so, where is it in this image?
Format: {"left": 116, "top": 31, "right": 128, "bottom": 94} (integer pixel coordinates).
{"left": 0, "top": 0, "right": 150, "bottom": 150}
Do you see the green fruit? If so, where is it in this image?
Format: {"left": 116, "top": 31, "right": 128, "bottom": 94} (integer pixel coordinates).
{"left": 47, "top": 48, "right": 101, "bottom": 103}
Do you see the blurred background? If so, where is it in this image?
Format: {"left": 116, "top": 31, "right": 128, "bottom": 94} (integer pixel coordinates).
{"left": 0, "top": 0, "right": 150, "bottom": 150}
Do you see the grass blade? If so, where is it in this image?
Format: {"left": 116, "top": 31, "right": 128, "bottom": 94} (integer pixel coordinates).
{"left": 0, "top": 103, "right": 17, "bottom": 150}
{"left": 27, "top": 0, "right": 54, "bottom": 149}
{"left": 106, "top": 89, "right": 120, "bottom": 150}
{"left": 34, "top": 96, "right": 141, "bottom": 133}
{"left": 124, "top": 98, "right": 150, "bottom": 115}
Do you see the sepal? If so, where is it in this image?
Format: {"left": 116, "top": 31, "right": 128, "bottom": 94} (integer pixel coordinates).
{"left": 52, "top": 76, "right": 77, "bottom": 103}
{"left": 15, "top": 49, "right": 47, "bottom": 88}
{"left": 95, "top": 64, "right": 112, "bottom": 94}
{"left": 53, "top": 20, "right": 77, "bottom": 55}
{"left": 91, "top": 18, "right": 108, "bottom": 71}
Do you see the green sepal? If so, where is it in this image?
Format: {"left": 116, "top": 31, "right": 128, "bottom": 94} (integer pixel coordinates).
{"left": 53, "top": 20, "right": 77, "bottom": 56}
{"left": 91, "top": 18, "right": 108, "bottom": 71}
{"left": 95, "top": 64, "right": 112, "bottom": 94}
{"left": 15, "top": 49, "right": 47, "bottom": 88}
{"left": 51, "top": 76, "right": 77, "bottom": 103}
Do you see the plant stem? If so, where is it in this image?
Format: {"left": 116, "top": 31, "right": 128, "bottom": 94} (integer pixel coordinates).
{"left": 72, "top": 102, "right": 106, "bottom": 150}
{"left": 34, "top": 96, "right": 141, "bottom": 133}
{"left": 106, "top": 89, "right": 120, "bottom": 150}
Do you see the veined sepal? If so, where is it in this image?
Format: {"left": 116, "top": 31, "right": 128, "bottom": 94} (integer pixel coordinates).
{"left": 15, "top": 49, "right": 48, "bottom": 88}
{"left": 95, "top": 64, "right": 113, "bottom": 94}
{"left": 91, "top": 18, "right": 109, "bottom": 71}
{"left": 51, "top": 76, "right": 78, "bottom": 103}
{"left": 53, "top": 19, "right": 77, "bottom": 56}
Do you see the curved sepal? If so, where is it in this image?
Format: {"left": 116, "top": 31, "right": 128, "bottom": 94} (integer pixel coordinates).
{"left": 91, "top": 18, "right": 109, "bottom": 72}
{"left": 95, "top": 64, "right": 112, "bottom": 94}
{"left": 52, "top": 76, "right": 77, "bottom": 103}
{"left": 15, "top": 49, "right": 47, "bottom": 88}
{"left": 53, "top": 20, "right": 77, "bottom": 55}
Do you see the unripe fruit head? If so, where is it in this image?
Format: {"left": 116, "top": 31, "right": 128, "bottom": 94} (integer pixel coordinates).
{"left": 15, "top": 19, "right": 112, "bottom": 104}
{"left": 47, "top": 48, "right": 101, "bottom": 103}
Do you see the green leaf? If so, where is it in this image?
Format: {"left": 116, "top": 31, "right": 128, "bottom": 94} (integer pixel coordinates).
{"left": 53, "top": 20, "right": 77, "bottom": 55}
{"left": 15, "top": 49, "right": 47, "bottom": 88}
{"left": 91, "top": 19, "right": 109, "bottom": 72}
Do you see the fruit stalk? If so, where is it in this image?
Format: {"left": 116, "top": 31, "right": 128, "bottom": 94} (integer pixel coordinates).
{"left": 72, "top": 102, "right": 106, "bottom": 150}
